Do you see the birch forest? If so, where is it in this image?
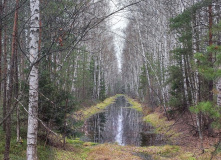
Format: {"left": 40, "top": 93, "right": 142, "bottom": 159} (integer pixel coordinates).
{"left": 1, "top": 0, "right": 221, "bottom": 160}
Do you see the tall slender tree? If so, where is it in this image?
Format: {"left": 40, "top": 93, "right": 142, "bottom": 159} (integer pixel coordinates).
{"left": 27, "top": 0, "right": 40, "bottom": 159}
{"left": 4, "top": 0, "right": 19, "bottom": 159}
{"left": 2, "top": 0, "right": 7, "bottom": 132}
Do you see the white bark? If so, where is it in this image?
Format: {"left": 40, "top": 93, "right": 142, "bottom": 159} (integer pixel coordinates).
{"left": 97, "top": 52, "right": 101, "bottom": 99}
{"left": 135, "top": 17, "right": 151, "bottom": 90}
{"left": 93, "top": 57, "right": 97, "bottom": 98}
{"left": 72, "top": 55, "right": 79, "bottom": 92}
{"left": 27, "top": 0, "right": 40, "bottom": 160}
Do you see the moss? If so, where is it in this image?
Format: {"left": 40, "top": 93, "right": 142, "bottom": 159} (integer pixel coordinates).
{"left": 74, "top": 95, "right": 119, "bottom": 121}
{"left": 176, "top": 152, "right": 196, "bottom": 160}
{"left": 73, "top": 94, "right": 142, "bottom": 121}
{"left": 125, "top": 96, "right": 143, "bottom": 112}
{"left": 143, "top": 112, "right": 180, "bottom": 141}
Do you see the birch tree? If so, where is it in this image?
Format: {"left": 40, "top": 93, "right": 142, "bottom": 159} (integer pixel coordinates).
{"left": 27, "top": 0, "right": 40, "bottom": 159}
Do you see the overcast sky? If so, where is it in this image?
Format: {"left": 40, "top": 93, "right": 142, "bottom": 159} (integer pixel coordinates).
{"left": 109, "top": 0, "right": 129, "bottom": 72}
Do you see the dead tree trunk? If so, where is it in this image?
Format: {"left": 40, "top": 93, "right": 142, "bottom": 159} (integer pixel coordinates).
{"left": 4, "top": 0, "right": 19, "bottom": 159}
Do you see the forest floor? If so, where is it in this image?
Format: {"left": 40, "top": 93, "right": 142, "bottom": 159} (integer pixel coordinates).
{"left": 1, "top": 95, "right": 221, "bottom": 159}
{"left": 164, "top": 110, "right": 221, "bottom": 160}
{"left": 142, "top": 108, "right": 221, "bottom": 160}
{"left": 0, "top": 127, "right": 55, "bottom": 159}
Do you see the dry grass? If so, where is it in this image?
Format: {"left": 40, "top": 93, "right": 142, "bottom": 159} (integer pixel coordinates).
{"left": 143, "top": 112, "right": 181, "bottom": 141}
{"left": 87, "top": 143, "right": 198, "bottom": 160}
{"left": 87, "top": 144, "right": 143, "bottom": 160}
{"left": 52, "top": 138, "right": 221, "bottom": 160}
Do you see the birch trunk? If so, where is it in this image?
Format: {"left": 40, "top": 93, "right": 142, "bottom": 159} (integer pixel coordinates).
{"left": 72, "top": 55, "right": 78, "bottom": 92}
{"left": 2, "top": 0, "right": 6, "bottom": 132}
{"left": 97, "top": 52, "right": 101, "bottom": 99}
{"left": 93, "top": 57, "right": 97, "bottom": 99}
{"left": 27, "top": 0, "right": 40, "bottom": 160}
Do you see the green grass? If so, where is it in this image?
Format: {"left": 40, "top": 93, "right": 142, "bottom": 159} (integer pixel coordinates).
{"left": 125, "top": 95, "right": 143, "bottom": 112}
{"left": 143, "top": 112, "right": 181, "bottom": 141}
{"left": 0, "top": 128, "right": 202, "bottom": 160}
{"left": 0, "top": 128, "right": 54, "bottom": 160}
{"left": 53, "top": 138, "right": 92, "bottom": 160}
{"left": 73, "top": 95, "right": 121, "bottom": 121}
{"left": 73, "top": 94, "right": 143, "bottom": 122}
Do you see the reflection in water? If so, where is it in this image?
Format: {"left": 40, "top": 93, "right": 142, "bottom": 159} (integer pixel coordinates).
{"left": 116, "top": 107, "right": 123, "bottom": 145}
{"left": 82, "top": 96, "right": 164, "bottom": 146}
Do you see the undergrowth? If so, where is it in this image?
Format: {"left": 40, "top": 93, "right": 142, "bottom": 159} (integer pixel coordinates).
{"left": 53, "top": 138, "right": 92, "bottom": 160}
{"left": 0, "top": 128, "right": 54, "bottom": 160}
{"left": 143, "top": 112, "right": 180, "bottom": 141}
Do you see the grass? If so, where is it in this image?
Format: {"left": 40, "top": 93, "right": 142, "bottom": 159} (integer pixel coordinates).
{"left": 73, "top": 95, "right": 121, "bottom": 121}
{"left": 0, "top": 128, "right": 54, "bottom": 160}
{"left": 125, "top": 95, "right": 143, "bottom": 112}
{"left": 87, "top": 143, "right": 143, "bottom": 160}
{"left": 123, "top": 144, "right": 198, "bottom": 160}
{"left": 53, "top": 138, "right": 92, "bottom": 160}
{"left": 0, "top": 129, "right": 211, "bottom": 160}
{"left": 143, "top": 112, "right": 181, "bottom": 141}
{"left": 125, "top": 96, "right": 180, "bottom": 141}
{"left": 2, "top": 127, "right": 186, "bottom": 160}
{"left": 73, "top": 94, "right": 143, "bottom": 122}
{"left": 2, "top": 95, "right": 220, "bottom": 159}
{"left": 53, "top": 146, "right": 90, "bottom": 160}
{"left": 85, "top": 143, "right": 196, "bottom": 160}
{"left": 47, "top": 138, "right": 221, "bottom": 160}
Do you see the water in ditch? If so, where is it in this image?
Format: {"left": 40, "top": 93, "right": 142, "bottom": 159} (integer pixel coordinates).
{"left": 81, "top": 96, "right": 164, "bottom": 147}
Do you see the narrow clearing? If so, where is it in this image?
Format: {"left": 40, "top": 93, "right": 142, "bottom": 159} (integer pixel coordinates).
{"left": 53, "top": 95, "right": 221, "bottom": 160}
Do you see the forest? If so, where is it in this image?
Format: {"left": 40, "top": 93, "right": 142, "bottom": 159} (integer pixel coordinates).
{"left": 0, "top": 0, "right": 221, "bottom": 160}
